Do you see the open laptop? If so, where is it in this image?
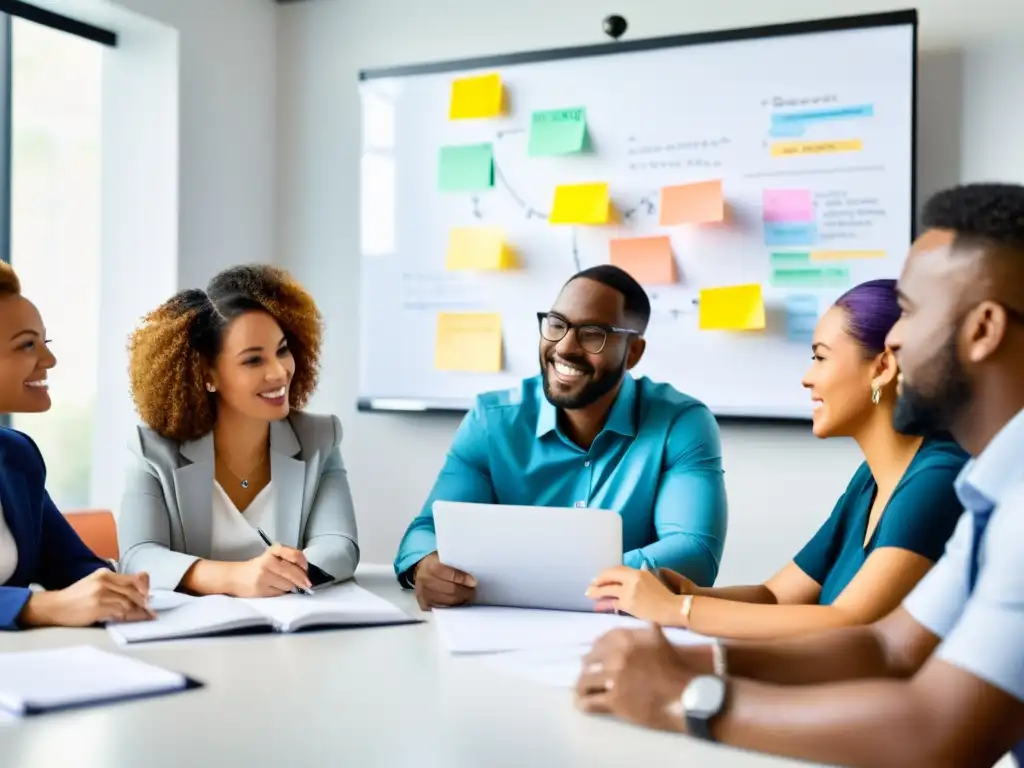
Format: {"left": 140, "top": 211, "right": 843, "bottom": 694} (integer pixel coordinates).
{"left": 433, "top": 501, "right": 623, "bottom": 612}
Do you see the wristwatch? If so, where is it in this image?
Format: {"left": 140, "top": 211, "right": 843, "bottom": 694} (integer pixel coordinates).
{"left": 681, "top": 674, "right": 727, "bottom": 741}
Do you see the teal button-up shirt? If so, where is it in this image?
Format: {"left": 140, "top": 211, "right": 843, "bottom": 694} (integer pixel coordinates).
{"left": 394, "top": 374, "right": 728, "bottom": 587}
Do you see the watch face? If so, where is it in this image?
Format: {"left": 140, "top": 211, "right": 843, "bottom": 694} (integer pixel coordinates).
{"left": 683, "top": 676, "right": 726, "bottom": 718}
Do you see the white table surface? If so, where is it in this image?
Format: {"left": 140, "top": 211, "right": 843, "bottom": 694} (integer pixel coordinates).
{"left": 0, "top": 565, "right": 822, "bottom": 768}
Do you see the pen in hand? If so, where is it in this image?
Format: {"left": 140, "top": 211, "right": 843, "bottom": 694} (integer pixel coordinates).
{"left": 256, "top": 527, "right": 314, "bottom": 596}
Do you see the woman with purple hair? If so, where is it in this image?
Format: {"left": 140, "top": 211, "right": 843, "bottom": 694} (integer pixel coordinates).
{"left": 586, "top": 279, "right": 968, "bottom": 640}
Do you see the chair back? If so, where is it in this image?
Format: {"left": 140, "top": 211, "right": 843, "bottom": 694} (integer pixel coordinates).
{"left": 65, "top": 509, "right": 118, "bottom": 561}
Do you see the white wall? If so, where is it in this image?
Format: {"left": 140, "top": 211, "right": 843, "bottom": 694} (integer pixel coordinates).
{"left": 31, "top": 0, "right": 279, "bottom": 509}
{"left": 276, "top": 0, "right": 1024, "bottom": 582}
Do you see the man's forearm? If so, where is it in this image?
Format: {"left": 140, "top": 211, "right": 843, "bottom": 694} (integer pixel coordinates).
{"left": 679, "top": 623, "right": 895, "bottom": 685}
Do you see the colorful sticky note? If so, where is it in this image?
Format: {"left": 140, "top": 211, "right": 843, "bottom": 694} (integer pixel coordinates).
{"left": 609, "top": 236, "right": 676, "bottom": 285}
{"left": 764, "top": 222, "right": 818, "bottom": 247}
{"left": 446, "top": 227, "right": 514, "bottom": 270}
{"left": 528, "top": 107, "right": 587, "bottom": 156}
{"left": 770, "top": 252, "right": 811, "bottom": 269}
{"left": 434, "top": 313, "right": 502, "bottom": 372}
{"left": 809, "top": 250, "right": 886, "bottom": 261}
{"left": 769, "top": 139, "right": 863, "bottom": 157}
{"left": 438, "top": 144, "right": 494, "bottom": 193}
{"left": 659, "top": 180, "right": 724, "bottom": 226}
{"left": 699, "top": 284, "right": 766, "bottom": 331}
{"left": 549, "top": 182, "right": 610, "bottom": 225}
{"left": 770, "top": 266, "right": 850, "bottom": 289}
{"left": 763, "top": 190, "right": 814, "bottom": 222}
{"left": 449, "top": 73, "right": 502, "bottom": 120}
{"left": 785, "top": 295, "right": 819, "bottom": 343}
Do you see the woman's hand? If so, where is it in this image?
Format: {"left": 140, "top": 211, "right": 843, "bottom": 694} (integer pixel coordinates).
{"left": 19, "top": 570, "right": 156, "bottom": 627}
{"left": 657, "top": 567, "right": 698, "bottom": 596}
{"left": 230, "top": 545, "right": 312, "bottom": 597}
{"left": 586, "top": 566, "right": 687, "bottom": 626}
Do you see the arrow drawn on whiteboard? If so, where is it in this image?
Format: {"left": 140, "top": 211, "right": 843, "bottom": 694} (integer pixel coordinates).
{"left": 493, "top": 160, "right": 549, "bottom": 220}
{"left": 470, "top": 196, "right": 482, "bottom": 219}
{"left": 623, "top": 193, "right": 657, "bottom": 221}
{"left": 496, "top": 128, "right": 526, "bottom": 139}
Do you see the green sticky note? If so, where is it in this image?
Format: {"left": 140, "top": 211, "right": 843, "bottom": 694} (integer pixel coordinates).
{"left": 770, "top": 252, "right": 811, "bottom": 269}
{"left": 528, "top": 107, "right": 587, "bottom": 157}
{"left": 438, "top": 143, "right": 494, "bottom": 193}
{"left": 770, "top": 267, "right": 850, "bottom": 289}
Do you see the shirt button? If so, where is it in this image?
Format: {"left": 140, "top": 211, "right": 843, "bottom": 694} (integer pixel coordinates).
{"left": 575, "top": 501, "right": 586, "bottom": 508}
{"left": 584, "top": 460, "right": 591, "bottom": 467}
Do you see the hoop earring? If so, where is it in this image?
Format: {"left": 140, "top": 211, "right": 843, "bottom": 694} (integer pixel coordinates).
{"left": 871, "top": 386, "right": 881, "bottom": 405}
{"left": 206, "top": 383, "right": 216, "bottom": 393}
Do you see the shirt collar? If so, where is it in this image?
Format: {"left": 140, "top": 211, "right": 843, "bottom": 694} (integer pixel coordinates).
{"left": 955, "top": 406, "right": 1024, "bottom": 511}
{"left": 535, "top": 373, "right": 638, "bottom": 440}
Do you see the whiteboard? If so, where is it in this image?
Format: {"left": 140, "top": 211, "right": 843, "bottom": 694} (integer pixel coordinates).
{"left": 357, "top": 11, "right": 917, "bottom": 419}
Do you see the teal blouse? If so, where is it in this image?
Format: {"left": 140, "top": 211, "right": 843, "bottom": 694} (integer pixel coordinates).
{"left": 794, "top": 437, "right": 969, "bottom": 606}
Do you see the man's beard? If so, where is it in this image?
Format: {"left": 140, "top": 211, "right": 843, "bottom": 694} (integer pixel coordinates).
{"left": 541, "top": 351, "right": 627, "bottom": 410}
{"left": 893, "top": 333, "right": 973, "bottom": 438}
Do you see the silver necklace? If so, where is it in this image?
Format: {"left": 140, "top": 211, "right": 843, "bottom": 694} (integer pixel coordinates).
{"left": 216, "top": 451, "right": 267, "bottom": 489}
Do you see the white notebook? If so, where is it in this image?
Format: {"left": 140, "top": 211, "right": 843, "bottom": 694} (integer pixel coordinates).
{"left": 0, "top": 646, "right": 191, "bottom": 716}
{"left": 108, "top": 581, "right": 417, "bottom": 645}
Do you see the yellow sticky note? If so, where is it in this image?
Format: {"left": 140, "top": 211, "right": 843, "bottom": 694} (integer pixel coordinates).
{"left": 449, "top": 73, "right": 503, "bottom": 120}
{"left": 770, "top": 139, "right": 863, "bottom": 157}
{"left": 809, "top": 250, "right": 885, "bottom": 261}
{"left": 435, "top": 313, "right": 503, "bottom": 372}
{"left": 446, "top": 228, "right": 515, "bottom": 270}
{"left": 699, "top": 284, "right": 766, "bottom": 331}
{"left": 549, "top": 182, "right": 610, "bottom": 225}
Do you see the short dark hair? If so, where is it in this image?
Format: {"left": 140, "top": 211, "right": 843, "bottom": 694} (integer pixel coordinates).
{"left": 921, "top": 183, "right": 1024, "bottom": 252}
{"left": 565, "top": 265, "right": 651, "bottom": 331}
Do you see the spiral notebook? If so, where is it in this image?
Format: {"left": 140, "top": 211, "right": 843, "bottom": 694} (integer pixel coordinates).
{"left": 108, "top": 581, "right": 418, "bottom": 645}
{"left": 0, "top": 646, "right": 200, "bottom": 717}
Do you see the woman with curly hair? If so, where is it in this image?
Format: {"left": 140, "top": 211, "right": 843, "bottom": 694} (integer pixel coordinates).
{"left": 0, "top": 262, "right": 153, "bottom": 629}
{"left": 117, "top": 264, "right": 359, "bottom": 596}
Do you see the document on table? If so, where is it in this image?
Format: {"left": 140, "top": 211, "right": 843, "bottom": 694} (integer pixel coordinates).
{"left": 0, "top": 646, "right": 195, "bottom": 717}
{"left": 431, "top": 605, "right": 713, "bottom": 654}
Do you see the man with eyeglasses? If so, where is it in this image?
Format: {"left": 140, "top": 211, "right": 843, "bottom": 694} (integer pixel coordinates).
{"left": 574, "top": 183, "right": 1024, "bottom": 768}
{"left": 394, "top": 265, "right": 727, "bottom": 610}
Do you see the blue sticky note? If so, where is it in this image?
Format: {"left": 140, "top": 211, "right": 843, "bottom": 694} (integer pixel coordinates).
{"left": 785, "top": 295, "right": 819, "bottom": 343}
{"left": 764, "top": 222, "right": 818, "bottom": 247}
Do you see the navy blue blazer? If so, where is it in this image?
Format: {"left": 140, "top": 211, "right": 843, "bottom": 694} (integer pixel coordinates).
{"left": 0, "top": 427, "right": 110, "bottom": 630}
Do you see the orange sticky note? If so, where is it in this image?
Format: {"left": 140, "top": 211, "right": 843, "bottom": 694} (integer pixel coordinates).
{"left": 434, "top": 313, "right": 503, "bottom": 372}
{"left": 609, "top": 236, "right": 677, "bottom": 285}
{"left": 660, "top": 180, "right": 724, "bottom": 225}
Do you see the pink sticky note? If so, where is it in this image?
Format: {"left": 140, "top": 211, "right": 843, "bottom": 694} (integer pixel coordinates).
{"left": 763, "top": 189, "right": 814, "bottom": 222}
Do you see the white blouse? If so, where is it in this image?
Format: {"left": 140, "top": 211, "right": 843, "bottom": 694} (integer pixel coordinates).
{"left": 0, "top": 502, "right": 18, "bottom": 584}
{"left": 209, "top": 481, "right": 276, "bottom": 562}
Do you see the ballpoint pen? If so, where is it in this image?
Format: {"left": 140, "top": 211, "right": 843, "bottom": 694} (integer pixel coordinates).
{"left": 256, "top": 527, "right": 314, "bottom": 595}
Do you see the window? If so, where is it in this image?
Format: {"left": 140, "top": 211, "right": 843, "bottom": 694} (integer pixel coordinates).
{"left": 8, "top": 14, "right": 104, "bottom": 509}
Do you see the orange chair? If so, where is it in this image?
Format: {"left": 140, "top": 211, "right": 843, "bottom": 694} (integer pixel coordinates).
{"left": 65, "top": 510, "right": 119, "bottom": 562}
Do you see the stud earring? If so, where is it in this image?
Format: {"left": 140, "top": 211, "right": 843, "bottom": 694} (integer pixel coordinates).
{"left": 206, "top": 383, "right": 216, "bottom": 393}
{"left": 871, "top": 386, "right": 881, "bottom": 405}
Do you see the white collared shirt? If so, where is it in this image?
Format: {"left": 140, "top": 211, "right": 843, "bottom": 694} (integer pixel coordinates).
{"left": 0, "top": 502, "right": 18, "bottom": 584}
{"left": 209, "top": 481, "right": 276, "bottom": 562}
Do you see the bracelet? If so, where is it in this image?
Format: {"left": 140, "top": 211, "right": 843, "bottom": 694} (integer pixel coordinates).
{"left": 681, "top": 594, "right": 694, "bottom": 625}
{"left": 710, "top": 639, "right": 727, "bottom": 677}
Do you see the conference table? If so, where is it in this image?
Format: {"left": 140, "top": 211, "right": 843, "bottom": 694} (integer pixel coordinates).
{"left": 0, "top": 565, "right": 821, "bottom": 767}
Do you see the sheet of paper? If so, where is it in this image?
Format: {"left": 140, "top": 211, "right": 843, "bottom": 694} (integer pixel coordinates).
{"left": 659, "top": 180, "right": 724, "bottom": 225}
{"left": 699, "top": 284, "right": 766, "bottom": 331}
{"left": 434, "top": 312, "right": 502, "bottom": 372}
{"left": 242, "top": 582, "right": 410, "bottom": 630}
{"left": 107, "top": 594, "right": 262, "bottom": 645}
{"left": 609, "top": 236, "right": 676, "bottom": 284}
{"left": 549, "top": 182, "right": 610, "bottom": 225}
{"left": 438, "top": 143, "right": 494, "bottom": 193}
{"left": 785, "top": 295, "right": 819, "bottom": 343}
{"left": 449, "top": 72, "right": 502, "bottom": 119}
{"left": 0, "top": 646, "right": 186, "bottom": 715}
{"left": 446, "top": 227, "right": 514, "bottom": 270}
{"left": 763, "top": 189, "right": 814, "bottom": 222}
{"left": 149, "top": 590, "right": 197, "bottom": 612}
{"left": 481, "top": 629, "right": 712, "bottom": 687}
{"left": 528, "top": 107, "right": 587, "bottom": 156}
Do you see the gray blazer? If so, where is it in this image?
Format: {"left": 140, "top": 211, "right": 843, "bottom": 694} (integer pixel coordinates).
{"left": 117, "top": 411, "right": 360, "bottom": 591}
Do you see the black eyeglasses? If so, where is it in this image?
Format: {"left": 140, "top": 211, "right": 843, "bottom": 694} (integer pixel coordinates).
{"left": 537, "top": 312, "right": 641, "bottom": 355}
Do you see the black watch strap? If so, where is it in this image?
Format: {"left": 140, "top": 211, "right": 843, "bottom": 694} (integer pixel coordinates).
{"left": 686, "top": 713, "right": 715, "bottom": 742}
